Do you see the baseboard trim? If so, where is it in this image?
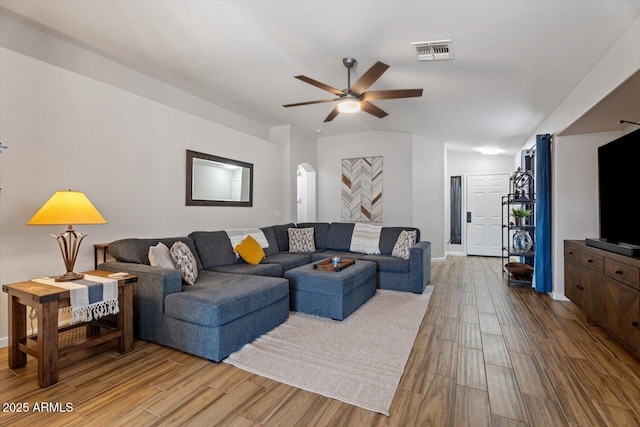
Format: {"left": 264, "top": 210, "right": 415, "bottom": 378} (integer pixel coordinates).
{"left": 552, "top": 292, "right": 569, "bottom": 301}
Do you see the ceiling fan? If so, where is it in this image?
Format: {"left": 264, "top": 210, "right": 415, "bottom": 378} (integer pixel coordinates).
{"left": 283, "top": 57, "right": 423, "bottom": 122}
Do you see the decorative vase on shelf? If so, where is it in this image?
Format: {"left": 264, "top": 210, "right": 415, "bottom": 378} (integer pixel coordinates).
{"left": 513, "top": 230, "right": 533, "bottom": 252}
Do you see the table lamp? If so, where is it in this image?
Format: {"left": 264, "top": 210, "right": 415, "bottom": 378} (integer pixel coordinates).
{"left": 27, "top": 190, "right": 107, "bottom": 282}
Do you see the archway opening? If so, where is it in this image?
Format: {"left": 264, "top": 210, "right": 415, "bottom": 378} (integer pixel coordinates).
{"left": 296, "top": 163, "right": 316, "bottom": 223}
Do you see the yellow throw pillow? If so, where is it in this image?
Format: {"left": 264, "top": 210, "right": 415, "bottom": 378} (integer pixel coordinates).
{"left": 234, "top": 235, "right": 266, "bottom": 265}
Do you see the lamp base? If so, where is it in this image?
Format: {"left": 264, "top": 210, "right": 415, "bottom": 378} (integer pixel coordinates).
{"left": 54, "top": 272, "right": 85, "bottom": 282}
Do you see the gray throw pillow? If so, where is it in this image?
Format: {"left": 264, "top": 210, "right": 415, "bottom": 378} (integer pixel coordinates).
{"left": 392, "top": 230, "right": 417, "bottom": 260}
{"left": 170, "top": 241, "right": 198, "bottom": 285}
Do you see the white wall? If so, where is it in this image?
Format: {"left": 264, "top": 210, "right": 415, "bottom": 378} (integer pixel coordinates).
{"left": 412, "top": 134, "right": 446, "bottom": 260}
{"left": 446, "top": 151, "right": 514, "bottom": 255}
{"left": 316, "top": 131, "right": 446, "bottom": 259}
{"left": 317, "top": 131, "right": 413, "bottom": 225}
{"left": 289, "top": 126, "right": 318, "bottom": 222}
{"left": 0, "top": 47, "right": 287, "bottom": 344}
{"left": 270, "top": 124, "right": 318, "bottom": 223}
{"left": 0, "top": 13, "right": 269, "bottom": 141}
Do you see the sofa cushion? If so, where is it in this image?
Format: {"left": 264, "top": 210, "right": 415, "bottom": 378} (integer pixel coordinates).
{"left": 392, "top": 230, "right": 417, "bottom": 260}
{"left": 234, "top": 235, "right": 266, "bottom": 265}
{"left": 288, "top": 227, "right": 316, "bottom": 253}
{"left": 108, "top": 237, "right": 203, "bottom": 270}
{"left": 271, "top": 223, "right": 295, "bottom": 252}
{"left": 170, "top": 242, "right": 199, "bottom": 285}
{"left": 164, "top": 271, "right": 288, "bottom": 327}
{"left": 297, "top": 222, "right": 330, "bottom": 249}
{"left": 379, "top": 227, "right": 421, "bottom": 255}
{"left": 361, "top": 254, "right": 411, "bottom": 273}
{"left": 263, "top": 252, "right": 311, "bottom": 271}
{"left": 325, "top": 222, "right": 355, "bottom": 250}
{"left": 209, "top": 262, "right": 283, "bottom": 277}
{"left": 189, "top": 231, "right": 239, "bottom": 269}
{"left": 260, "top": 226, "right": 280, "bottom": 256}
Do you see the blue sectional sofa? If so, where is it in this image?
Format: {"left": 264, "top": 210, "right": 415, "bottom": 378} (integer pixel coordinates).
{"left": 100, "top": 223, "right": 431, "bottom": 362}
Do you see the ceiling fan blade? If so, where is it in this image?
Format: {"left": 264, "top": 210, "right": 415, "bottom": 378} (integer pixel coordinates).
{"left": 350, "top": 61, "right": 389, "bottom": 95}
{"left": 361, "top": 101, "right": 388, "bottom": 119}
{"left": 295, "top": 75, "right": 344, "bottom": 96}
{"left": 362, "top": 89, "right": 423, "bottom": 101}
{"left": 324, "top": 106, "right": 340, "bottom": 122}
{"left": 283, "top": 98, "right": 338, "bottom": 107}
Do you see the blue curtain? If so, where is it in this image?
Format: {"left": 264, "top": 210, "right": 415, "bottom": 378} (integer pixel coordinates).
{"left": 534, "top": 134, "right": 552, "bottom": 292}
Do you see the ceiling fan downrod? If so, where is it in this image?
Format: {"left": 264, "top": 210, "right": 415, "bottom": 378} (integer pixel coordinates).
{"left": 343, "top": 57, "right": 357, "bottom": 94}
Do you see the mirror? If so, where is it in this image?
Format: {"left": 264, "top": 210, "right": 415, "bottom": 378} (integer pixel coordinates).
{"left": 186, "top": 150, "right": 253, "bottom": 206}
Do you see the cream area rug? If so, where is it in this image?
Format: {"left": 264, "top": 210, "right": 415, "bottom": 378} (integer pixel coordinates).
{"left": 224, "top": 288, "right": 433, "bottom": 415}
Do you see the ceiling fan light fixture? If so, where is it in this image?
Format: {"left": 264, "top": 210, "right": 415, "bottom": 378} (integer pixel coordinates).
{"left": 337, "top": 97, "right": 361, "bottom": 113}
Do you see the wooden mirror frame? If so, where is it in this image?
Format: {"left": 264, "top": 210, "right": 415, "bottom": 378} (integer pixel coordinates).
{"left": 186, "top": 150, "right": 253, "bottom": 207}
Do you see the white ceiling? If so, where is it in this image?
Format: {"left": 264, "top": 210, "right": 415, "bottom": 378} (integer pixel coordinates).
{"left": 2, "top": 0, "right": 640, "bottom": 154}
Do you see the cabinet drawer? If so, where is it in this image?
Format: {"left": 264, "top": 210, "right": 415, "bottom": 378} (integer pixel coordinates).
{"left": 579, "top": 252, "right": 603, "bottom": 272}
{"left": 604, "top": 259, "right": 639, "bottom": 290}
{"left": 564, "top": 246, "right": 582, "bottom": 263}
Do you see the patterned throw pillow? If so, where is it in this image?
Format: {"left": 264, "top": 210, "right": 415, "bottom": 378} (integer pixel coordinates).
{"left": 234, "top": 235, "right": 266, "bottom": 265}
{"left": 288, "top": 227, "right": 316, "bottom": 253}
{"left": 392, "top": 230, "right": 417, "bottom": 260}
{"left": 170, "top": 241, "right": 199, "bottom": 285}
{"left": 148, "top": 242, "right": 176, "bottom": 269}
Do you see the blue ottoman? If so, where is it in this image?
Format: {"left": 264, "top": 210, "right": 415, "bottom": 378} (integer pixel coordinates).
{"left": 284, "top": 259, "right": 377, "bottom": 320}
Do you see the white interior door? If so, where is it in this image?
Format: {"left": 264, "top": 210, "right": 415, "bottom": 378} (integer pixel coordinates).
{"left": 466, "top": 173, "right": 510, "bottom": 256}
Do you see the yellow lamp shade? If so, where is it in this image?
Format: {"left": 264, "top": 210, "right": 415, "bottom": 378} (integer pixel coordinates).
{"left": 27, "top": 190, "right": 107, "bottom": 226}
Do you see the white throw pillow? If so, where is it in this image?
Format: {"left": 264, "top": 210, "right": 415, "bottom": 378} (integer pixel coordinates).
{"left": 288, "top": 227, "right": 316, "bottom": 253}
{"left": 392, "top": 230, "right": 417, "bottom": 260}
{"left": 148, "top": 242, "right": 176, "bottom": 269}
{"left": 170, "top": 241, "right": 199, "bottom": 285}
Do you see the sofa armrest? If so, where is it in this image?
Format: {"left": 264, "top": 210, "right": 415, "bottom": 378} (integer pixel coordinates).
{"left": 98, "top": 261, "right": 183, "bottom": 341}
{"left": 409, "top": 241, "right": 432, "bottom": 293}
{"left": 99, "top": 261, "right": 183, "bottom": 297}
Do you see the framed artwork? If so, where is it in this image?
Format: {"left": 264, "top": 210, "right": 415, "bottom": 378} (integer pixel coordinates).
{"left": 341, "top": 156, "right": 382, "bottom": 222}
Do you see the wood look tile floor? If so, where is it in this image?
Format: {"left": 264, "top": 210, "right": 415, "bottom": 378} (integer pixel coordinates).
{"left": 2, "top": 256, "right": 640, "bottom": 426}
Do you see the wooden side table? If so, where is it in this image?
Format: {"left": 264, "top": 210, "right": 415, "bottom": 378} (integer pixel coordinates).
{"left": 2, "top": 270, "right": 137, "bottom": 388}
{"left": 94, "top": 243, "right": 109, "bottom": 269}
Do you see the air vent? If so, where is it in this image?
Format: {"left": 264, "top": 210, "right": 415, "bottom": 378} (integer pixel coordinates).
{"left": 410, "top": 40, "right": 452, "bottom": 61}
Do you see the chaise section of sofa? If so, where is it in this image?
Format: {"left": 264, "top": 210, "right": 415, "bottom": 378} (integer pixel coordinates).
{"left": 101, "top": 237, "right": 289, "bottom": 362}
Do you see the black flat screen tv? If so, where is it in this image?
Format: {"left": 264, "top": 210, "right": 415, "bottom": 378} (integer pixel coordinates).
{"left": 587, "top": 128, "right": 640, "bottom": 257}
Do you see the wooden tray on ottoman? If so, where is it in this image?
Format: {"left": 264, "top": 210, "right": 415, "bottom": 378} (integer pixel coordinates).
{"left": 313, "top": 258, "right": 355, "bottom": 272}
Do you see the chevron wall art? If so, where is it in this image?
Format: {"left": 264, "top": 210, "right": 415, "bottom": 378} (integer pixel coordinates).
{"left": 341, "top": 156, "right": 383, "bottom": 222}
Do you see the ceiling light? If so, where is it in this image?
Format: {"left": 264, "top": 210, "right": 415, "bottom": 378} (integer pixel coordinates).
{"left": 479, "top": 147, "right": 501, "bottom": 155}
{"left": 337, "top": 97, "right": 361, "bottom": 114}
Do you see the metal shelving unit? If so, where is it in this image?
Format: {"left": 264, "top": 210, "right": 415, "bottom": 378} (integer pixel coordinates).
{"left": 502, "top": 194, "right": 535, "bottom": 286}
{"left": 502, "top": 168, "right": 536, "bottom": 287}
